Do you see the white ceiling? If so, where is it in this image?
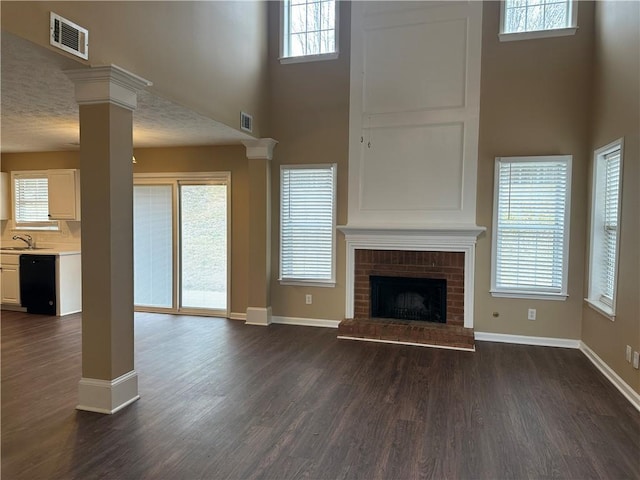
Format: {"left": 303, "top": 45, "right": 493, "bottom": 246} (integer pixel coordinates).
{"left": 1, "top": 32, "right": 253, "bottom": 154}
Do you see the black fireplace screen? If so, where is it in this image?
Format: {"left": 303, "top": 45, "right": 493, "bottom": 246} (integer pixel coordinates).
{"left": 370, "top": 276, "right": 446, "bottom": 323}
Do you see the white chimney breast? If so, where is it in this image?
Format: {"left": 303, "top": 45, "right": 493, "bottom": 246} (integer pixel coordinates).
{"left": 347, "top": 1, "right": 483, "bottom": 228}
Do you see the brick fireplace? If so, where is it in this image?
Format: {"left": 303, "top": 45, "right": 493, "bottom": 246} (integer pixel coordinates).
{"left": 354, "top": 250, "right": 465, "bottom": 326}
{"left": 337, "top": 226, "right": 484, "bottom": 350}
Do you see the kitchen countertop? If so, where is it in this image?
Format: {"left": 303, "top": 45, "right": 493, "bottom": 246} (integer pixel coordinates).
{"left": 0, "top": 246, "right": 81, "bottom": 256}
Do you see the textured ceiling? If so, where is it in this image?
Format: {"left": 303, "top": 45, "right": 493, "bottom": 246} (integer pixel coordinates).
{"left": 1, "top": 32, "right": 253, "bottom": 153}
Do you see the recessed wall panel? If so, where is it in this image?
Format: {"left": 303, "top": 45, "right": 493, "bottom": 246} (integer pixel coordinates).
{"left": 363, "top": 18, "right": 467, "bottom": 113}
{"left": 360, "top": 123, "right": 464, "bottom": 212}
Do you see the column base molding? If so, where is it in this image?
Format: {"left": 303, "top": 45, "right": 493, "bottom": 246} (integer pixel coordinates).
{"left": 245, "top": 307, "right": 272, "bottom": 326}
{"left": 77, "top": 370, "right": 140, "bottom": 414}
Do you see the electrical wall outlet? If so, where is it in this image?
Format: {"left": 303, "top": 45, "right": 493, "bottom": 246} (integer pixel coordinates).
{"left": 633, "top": 351, "right": 639, "bottom": 370}
{"left": 527, "top": 308, "right": 536, "bottom": 320}
{"left": 626, "top": 345, "right": 632, "bottom": 363}
{"left": 305, "top": 294, "right": 312, "bottom": 305}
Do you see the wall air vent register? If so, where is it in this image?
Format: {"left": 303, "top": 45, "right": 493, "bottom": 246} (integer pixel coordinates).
{"left": 240, "top": 112, "right": 253, "bottom": 133}
{"left": 50, "top": 12, "right": 89, "bottom": 60}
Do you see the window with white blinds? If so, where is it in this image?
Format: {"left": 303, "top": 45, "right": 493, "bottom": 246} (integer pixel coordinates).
{"left": 13, "top": 172, "right": 58, "bottom": 229}
{"left": 587, "top": 140, "right": 623, "bottom": 319}
{"left": 280, "top": 164, "right": 336, "bottom": 285}
{"left": 491, "top": 156, "right": 572, "bottom": 299}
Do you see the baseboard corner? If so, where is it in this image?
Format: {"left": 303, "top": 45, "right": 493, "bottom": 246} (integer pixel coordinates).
{"left": 579, "top": 341, "right": 640, "bottom": 412}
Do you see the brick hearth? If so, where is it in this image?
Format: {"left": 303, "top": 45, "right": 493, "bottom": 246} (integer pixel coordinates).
{"left": 338, "top": 318, "right": 475, "bottom": 350}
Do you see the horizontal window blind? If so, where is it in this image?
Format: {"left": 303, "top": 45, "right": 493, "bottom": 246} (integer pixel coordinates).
{"left": 601, "top": 149, "right": 621, "bottom": 304}
{"left": 494, "top": 158, "right": 570, "bottom": 294}
{"left": 280, "top": 165, "right": 335, "bottom": 282}
{"left": 14, "top": 174, "right": 50, "bottom": 223}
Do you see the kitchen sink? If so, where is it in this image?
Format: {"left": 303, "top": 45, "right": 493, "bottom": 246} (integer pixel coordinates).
{"left": 1, "top": 247, "right": 50, "bottom": 251}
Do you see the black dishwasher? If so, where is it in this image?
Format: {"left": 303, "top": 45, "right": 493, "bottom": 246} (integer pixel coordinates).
{"left": 20, "top": 255, "right": 56, "bottom": 315}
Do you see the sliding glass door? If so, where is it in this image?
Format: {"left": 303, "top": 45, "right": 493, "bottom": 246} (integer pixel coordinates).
{"left": 180, "top": 183, "right": 227, "bottom": 311}
{"left": 133, "top": 185, "right": 173, "bottom": 308}
{"left": 133, "top": 173, "right": 230, "bottom": 316}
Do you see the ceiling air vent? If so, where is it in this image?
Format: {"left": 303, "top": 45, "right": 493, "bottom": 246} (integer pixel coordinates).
{"left": 240, "top": 112, "right": 253, "bottom": 133}
{"left": 50, "top": 12, "right": 89, "bottom": 60}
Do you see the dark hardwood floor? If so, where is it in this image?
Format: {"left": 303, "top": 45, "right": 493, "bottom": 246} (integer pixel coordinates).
{"left": 2, "top": 310, "right": 639, "bottom": 480}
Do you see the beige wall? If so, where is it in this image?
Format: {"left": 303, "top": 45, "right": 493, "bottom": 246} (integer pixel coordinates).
{"left": 0, "top": 145, "right": 251, "bottom": 316}
{"left": 474, "top": 1, "right": 595, "bottom": 339}
{"left": 583, "top": 1, "right": 640, "bottom": 393}
{"left": 1, "top": 1, "right": 268, "bottom": 137}
{"left": 266, "top": 1, "right": 351, "bottom": 320}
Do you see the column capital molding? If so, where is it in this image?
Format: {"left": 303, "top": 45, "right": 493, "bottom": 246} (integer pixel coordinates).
{"left": 65, "top": 64, "right": 152, "bottom": 111}
{"left": 242, "top": 138, "right": 278, "bottom": 160}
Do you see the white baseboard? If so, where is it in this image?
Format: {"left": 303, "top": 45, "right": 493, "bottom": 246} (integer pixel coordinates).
{"left": 228, "top": 312, "right": 247, "bottom": 321}
{"left": 77, "top": 370, "right": 140, "bottom": 414}
{"left": 580, "top": 342, "right": 640, "bottom": 412}
{"left": 475, "top": 331, "right": 580, "bottom": 349}
{"left": 245, "top": 307, "right": 272, "bottom": 326}
{"left": 271, "top": 316, "right": 340, "bottom": 329}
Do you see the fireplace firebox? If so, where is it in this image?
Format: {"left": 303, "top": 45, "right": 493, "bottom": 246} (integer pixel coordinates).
{"left": 370, "top": 275, "right": 446, "bottom": 323}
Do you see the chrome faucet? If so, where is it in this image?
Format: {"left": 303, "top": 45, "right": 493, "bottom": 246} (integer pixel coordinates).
{"left": 12, "top": 234, "right": 34, "bottom": 249}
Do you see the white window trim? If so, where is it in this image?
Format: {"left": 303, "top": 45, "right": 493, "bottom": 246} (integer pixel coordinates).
{"left": 490, "top": 155, "right": 572, "bottom": 300}
{"left": 279, "top": 163, "right": 337, "bottom": 287}
{"left": 279, "top": 0, "right": 340, "bottom": 64}
{"left": 11, "top": 170, "right": 60, "bottom": 231}
{"left": 499, "top": 0, "right": 578, "bottom": 42}
{"left": 585, "top": 138, "right": 624, "bottom": 321}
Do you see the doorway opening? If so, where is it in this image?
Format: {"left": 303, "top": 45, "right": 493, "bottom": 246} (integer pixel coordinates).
{"left": 133, "top": 173, "right": 230, "bottom": 317}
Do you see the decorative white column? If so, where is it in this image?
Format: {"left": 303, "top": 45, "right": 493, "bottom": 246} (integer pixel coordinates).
{"left": 242, "top": 139, "right": 278, "bottom": 326}
{"left": 66, "top": 65, "right": 151, "bottom": 414}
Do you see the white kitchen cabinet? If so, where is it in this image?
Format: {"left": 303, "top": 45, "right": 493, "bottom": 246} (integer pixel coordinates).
{"left": 0, "top": 172, "right": 9, "bottom": 220}
{"left": 48, "top": 169, "right": 81, "bottom": 220}
{"left": 1, "top": 254, "right": 20, "bottom": 305}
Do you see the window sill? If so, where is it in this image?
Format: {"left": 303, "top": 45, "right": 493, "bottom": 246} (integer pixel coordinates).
{"left": 584, "top": 298, "right": 615, "bottom": 321}
{"left": 279, "top": 52, "right": 339, "bottom": 65}
{"left": 490, "top": 290, "right": 568, "bottom": 301}
{"left": 12, "top": 224, "right": 60, "bottom": 232}
{"left": 499, "top": 27, "right": 578, "bottom": 43}
{"left": 279, "top": 279, "right": 336, "bottom": 288}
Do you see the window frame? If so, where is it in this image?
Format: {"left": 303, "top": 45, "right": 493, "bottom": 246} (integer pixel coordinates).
{"left": 11, "top": 170, "right": 59, "bottom": 231}
{"left": 585, "top": 139, "right": 624, "bottom": 321}
{"left": 490, "top": 155, "right": 572, "bottom": 300}
{"left": 279, "top": 163, "right": 337, "bottom": 287}
{"left": 499, "top": 0, "right": 578, "bottom": 42}
{"left": 279, "top": 0, "right": 339, "bottom": 64}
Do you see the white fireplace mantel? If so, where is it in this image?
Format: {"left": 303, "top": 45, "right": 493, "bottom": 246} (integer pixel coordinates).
{"left": 338, "top": 224, "right": 485, "bottom": 329}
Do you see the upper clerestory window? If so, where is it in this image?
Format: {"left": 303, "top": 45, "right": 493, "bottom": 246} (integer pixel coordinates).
{"left": 499, "top": 0, "right": 578, "bottom": 42}
{"left": 280, "top": 0, "right": 339, "bottom": 64}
